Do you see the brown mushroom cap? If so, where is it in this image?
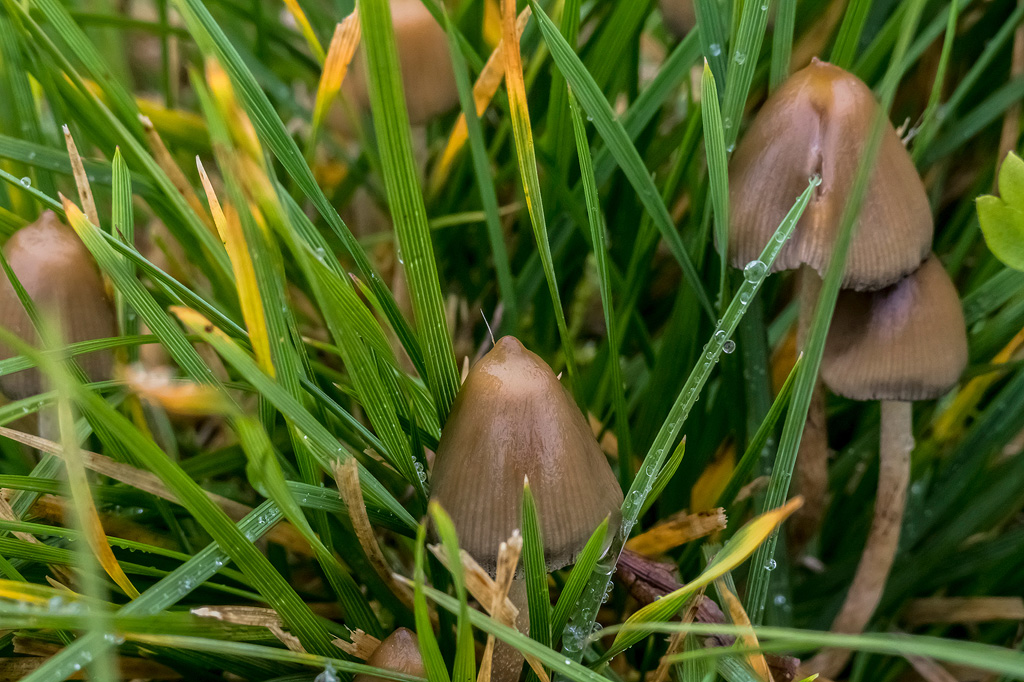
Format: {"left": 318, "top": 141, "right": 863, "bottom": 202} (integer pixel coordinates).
{"left": 729, "top": 58, "right": 932, "bottom": 291}
{"left": 341, "top": 0, "right": 458, "bottom": 126}
{"left": 821, "top": 256, "right": 967, "bottom": 402}
{"left": 430, "top": 336, "right": 623, "bottom": 573}
{"left": 0, "top": 211, "right": 116, "bottom": 400}
{"left": 659, "top": 0, "right": 696, "bottom": 37}
{"left": 352, "top": 628, "right": 425, "bottom": 682}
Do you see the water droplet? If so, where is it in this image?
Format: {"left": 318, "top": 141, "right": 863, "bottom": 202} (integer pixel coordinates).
{"left": 713, "top": 329, "right": 727, "bottom": 344}
{"left": 810, "top": 172, "right": 822, "bottom": 186}
{"left": 761, "top": 2, "right": 768, "bottom": 9}
{"left": 726, "top": 143, "right": 735, "bottom": 153}
{"left": 739, "top": 291, "right": 752, "bottom": 304}
{"left": 733, "top": 51, "right": 747, "bottom": 65}
{"left": 723, "top": 116, "right": 732, "bottom": 129}
{"left": 773, "top": 594, "right": 786, "bottom": 606}
{"left": 722, "top": 340, "right": 736, "bottom": 354}
{"left": 315, "top": 662, "right": 339, "bottom": 682}
{"left": 709, "top": 43, "right": 722, "bottom": 57}
{"left": 743, "top": 260, "right": 767, "bottom": 282}
{"left": 765, "top": 558, "right": 777, "bottom": 571}
{"left": 19, "top": 177, "right": 31, "bottom": 187}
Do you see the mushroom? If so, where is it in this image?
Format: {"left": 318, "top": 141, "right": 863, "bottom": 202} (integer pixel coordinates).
{"left": 338, "top": 0, "right": 458, "bottom": 128}
{"left": 0, "top": 211, "right": 116, "bottom": 436}
{"left": 659, "top": 0, "right": 696, "bottom": 36}
{"left": 430, "top": 335, "right": 623, "bottom": 681}
{"left": 729, "top": 58, "right": 933, "bottom": 549}
{"left": 353, "top": 628, "right": 426, "bottom": 682}
{"left": 803, "top": 256, "right": 967, "bottom": 677}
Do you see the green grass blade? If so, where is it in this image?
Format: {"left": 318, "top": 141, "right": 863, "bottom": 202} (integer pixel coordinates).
{"left": 110, "top": 149, "right": 138, "bottom": 352}
{"left": 531, "top": 0, "right": 713, "bottom": 319}
{"left": 430, "top": 503, "right": 476, "bottom": 682}
{"left": 550, "top": 517, "right": 609, "bottom": 645}
{"left": 521, "top": 480, "right": 551, "bottom": 652}
{"left": 441, "top": 8, "right": 518, "bottom": 334}
{"left": 567, "top": 88, "right": 632, "bottom": 484}
{"left": 694, "top": 0, "right": 730, "bottom": 88}
{"left": 719, "top": 0, "right": 772, "bottom": 148}
{"left": 358, "top": 0, "right": 461, "bottom": 420}
{"left": 701, "top": 61, "right": 730, "bottom": 308}
{"left": 413, "top": 524, "right": 452, "bottom": 682}
{"left": 770, "top": 0, "right": 796, "bottom": 90}
{"left": 502, "top": 0, "right": 581, "bottom": 397}
{"left": 830, "top": 0, "right": 874, "bottom": 69}
{"left": 168, "top": 0, "right": 428, "bottom": 381}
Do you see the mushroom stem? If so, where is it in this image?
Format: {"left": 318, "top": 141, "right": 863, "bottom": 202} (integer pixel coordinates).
{"left": 805, "top": 399, "right": 912, "bottom": 678}
{"left": 491, "top": 577, "right": 529, "bottom": 682}
{"left": 791, "top": 266, "right": 828, "bottom": 554}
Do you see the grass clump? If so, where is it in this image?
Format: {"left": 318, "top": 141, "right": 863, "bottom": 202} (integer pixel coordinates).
{"left": 0, "top": 0, "right": 1023, "bottom": 681}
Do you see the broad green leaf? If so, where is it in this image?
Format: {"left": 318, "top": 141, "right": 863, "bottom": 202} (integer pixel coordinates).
{"left": 978, "top": 153, "right": 1024, "bottom": 271}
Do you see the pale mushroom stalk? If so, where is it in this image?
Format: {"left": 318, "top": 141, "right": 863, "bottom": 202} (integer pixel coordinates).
{"left": 805, "top": 257, "right": 967, "bottom": 678}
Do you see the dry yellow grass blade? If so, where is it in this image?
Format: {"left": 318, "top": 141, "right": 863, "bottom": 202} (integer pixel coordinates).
{"left": 192, "top": 605, "right": 305, "bottom": 652}
{"left": 62, "top": 127, "right": 99, "bottom": 228}
{"left": 904, "top": 597, "right": 1024, "bottom": 626}
{"left": 428, "top": 6, "right": 531, "bottom": 195}
{"left": 140, "top": 115, "right": 214, "bottom": 231}
{"left": 38, "top": 277, "right": 140, "bottom": 598}
{"left": 333, "top": 629, "right": 381, "bottom": 659}
{"left": 717, "top": 580, "right": 773, "bottom": 681}
{"left": 0, "top": 426, "right": 310, "bottom": 554}
{"left": 122, "top": 364, "right": 231, "bottom": 416}
{"left": 205, "top": 59, "right": 262, "bottom": 160}
{"left": 933, "top": 326, "right": 1024, "bottom": 442}
{"left": 332, "top": 459, "right": 415, "bottom": 610}
{"left": 625, "top": 509, "right": 728, "bottom": 557}
{"left": 311, "top": 13, "right": 362, "bottom": 140}
{"left": 281, "top": 0, "right": 326, "bottom": 65}
{"left": 691, "top": 441, "right": 736, "bottom": 512}
{"left": 196, "top": 158, "right": 274, "bottom": 377}
{"left": 477, "top": 533, "right": 521, "bottom": 682}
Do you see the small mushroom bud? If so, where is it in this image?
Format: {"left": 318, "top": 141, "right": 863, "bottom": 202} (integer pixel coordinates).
{"left": 804, "top": 256, "right": 967, "bottom": 678}
{"left": 0, "top": 211, "right": 116, "bottom": 401}
{"left": 342, "top": 0, "right": 459, "bottom": 126}
{"left": 353, "top": 628, "right": 425, "bottom": 682}
{"left": 729, "top": 58, "right": 932, "bottom": 291}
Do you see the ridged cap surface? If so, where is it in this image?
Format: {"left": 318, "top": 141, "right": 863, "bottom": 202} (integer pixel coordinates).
{"left": 0, "top": 211, "right": 116, "bottom": 399}
{"left": 430, "top": 336, "right": 623, "bottom": 571}
{"left": 821, "top": 256, "right": 967, "bottom": 401}
{"left": 729, "top": 59, "right": 932, "bottom": 291}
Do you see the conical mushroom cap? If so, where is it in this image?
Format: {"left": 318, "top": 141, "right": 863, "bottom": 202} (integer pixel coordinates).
{"left": 430, "top": 336, "right": 623, "bottom": 572}
{"left": 341, "top": 0, "right": 458, "bottom": 126}
{"left": 729, "top": 58, "right": 932, "bottom": 291}
{"left": 821, "top": 256, "right": 967, "bottom": 401}
{"left": 352, "top": 628, "right": 425, "bottom": 682}
{"left": 0, "top": 211, "right": 116, "bottom": 400}
{"left": 660, "top": 0, "right": 696, "bottom": 37}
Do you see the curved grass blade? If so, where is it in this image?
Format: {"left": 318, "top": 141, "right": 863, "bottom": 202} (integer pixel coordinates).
{"left": 168, "top": 0, "right": 428, "bottom": 381}
{"left": 701, "top": 61, "right": 730, "bottom": 308}
{"left": 521, "top": 480, "right": 551, "bottom": 653}
{"left": 529, "top": 0, "right": 713, "bottom": 320}
{"left": 561, "top": 175, "right": 820, "bottom": 662}
{"left": 604, "top": 497, "right": 803, "bottom": 658}
{"left": 431, "top": 503, "right": 477, "bottom": 682}
{"left": 358, "top": 0, "right": 461, "bottom": 420}
{"left": 550, "top": 517, "right": 608, "bottom": 645}
{"left": 567, "top": 87, "right": 631, "bottom": 483}
{"left": 414, "top": 524, "right": 452, "bottom": 682}
{"left": 501, "top": 0, "right": 580, "bottom": 397}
